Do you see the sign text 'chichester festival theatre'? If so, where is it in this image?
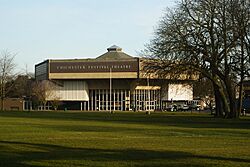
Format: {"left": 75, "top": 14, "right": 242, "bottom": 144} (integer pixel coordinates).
{"left": 49, "top": 60, "right": 139, "bottom": 73}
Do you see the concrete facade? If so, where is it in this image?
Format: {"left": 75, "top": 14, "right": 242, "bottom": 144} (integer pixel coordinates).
{"left": 35, "top": 45, "right": 194, "bottom": 111}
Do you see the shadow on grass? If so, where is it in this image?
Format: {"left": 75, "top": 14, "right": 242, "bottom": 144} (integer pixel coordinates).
{"left": 0, "top": 111, "right": 250, "bottom": 130}
{"left": 0, "top": 140, "right": 249, "bottom": 167}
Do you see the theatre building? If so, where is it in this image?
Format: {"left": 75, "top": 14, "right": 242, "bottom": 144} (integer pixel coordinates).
{"left": 35, "top": 45, "right": 194, "bottom": 111}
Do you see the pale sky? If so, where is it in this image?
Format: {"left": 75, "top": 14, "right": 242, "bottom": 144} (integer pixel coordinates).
{"left": 0, "top": 0, "right": 176, "bottom": 73}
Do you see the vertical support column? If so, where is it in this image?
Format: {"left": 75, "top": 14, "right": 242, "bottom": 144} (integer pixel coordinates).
{"left": 138, "top": 90, "right": 140, "bottom": 111}
{"left": 147, "top": 90, "right": 149, "bottom": 110}
{"left": 148, "top": 90, "right": 150, "bottom": 111}
{"left": 121, "top": 90, "right": 123, "bottom": 111}
{"left": 135, "top": 90, "right": 137, "bottom": 111}
{"left": 106, "top": 89, "right": 108, "bottom": 111}
{"left": 146, "top": 89, "right": 148, "bottom": 111}
{"left": 120, "top": 90, "right": 122, "bottom": 111}
{"left": 101, "top": 89, "right": 104, "bottom": 110}
{"left": 137, "top": 90, "right": 139, "bottom": 111}
{"left": 110, "top": 89, "right": 112, "bottom": 112}
{"left": 102, "top": 89, "right": 104, "bottom": 111}
{"left": 95, "top": 90, "right": 97, "bottom": 111}
{"left": 91, "top": 90, "right": 94, "bottom": 111}
{"left": 91, "top": 90, "right": 93, "bottom": 111}
{"left": 98, "top": 89, "right": 100, "bottom": 111}
{"left": 154, "top": 90, "right": 156, "bottom": 111}
{"left": 139, "top": 90, "right": 141, "bottom": 111}
{"left": 117, "top": 89, "right": 120, "bottom": 111}
{"left": 134, "top": 90, "right": 137, "bottom": 111}
{"left": 143, "top": 89, "right": 144, "bottom": 111}
{"left": 150, "top": 90, "right": 152, "bottom": 111}
{"left": 128, "top": 90, "right": 131, "bottom": 111}
{"left": 147, "top": 90, "right": 149, "bottom": 111}
{"left": 153, "top": 90, "right": 155, "bottom": 111}
{"left": 143, "top": 89, "right": 145, "bottom": 111}
{"left": 141, "top": 90, "right": 143, "bottom": 111}
{"left": 144, "top": 89, "right": 146, "bottom": 111}
{"left": 88, "top": 90, "right": 90, "bottom": 111}
{"left": 125, "top": 90, "right": 127, "bottom": 111}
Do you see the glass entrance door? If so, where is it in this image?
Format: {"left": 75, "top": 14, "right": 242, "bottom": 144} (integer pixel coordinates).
{"left": 133, "top": 88, "right": 160, "bottom": 111}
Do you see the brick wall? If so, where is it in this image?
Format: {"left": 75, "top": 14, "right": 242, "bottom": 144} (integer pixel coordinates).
{"left": 0, "top": 98, "right": 24, "bottom": 111}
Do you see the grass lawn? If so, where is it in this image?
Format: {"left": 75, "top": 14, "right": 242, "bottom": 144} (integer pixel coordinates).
{"left": 0, "top": 111, "right": 249, "bottom": 167}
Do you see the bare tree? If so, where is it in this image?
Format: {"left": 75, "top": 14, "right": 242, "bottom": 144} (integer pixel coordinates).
{"left": 0, "top": 50, "right": 16, "bottom": 111}
{"left": 230, "top": 0, "right": 250, "bottom": 116}
{"left": 193, "top": 77, "right": 215, "bottom": 112}
{"left": 144, "top": 0, "right": 250, "bottom": 118}
{"left": 6, "top": 75, "right": 33, "bottom": 98}
{"left": 50, "top": 97, "right": 62, "bottom": 111}
{"left": 32, "top": 80, "right": 58, "bottom": 110}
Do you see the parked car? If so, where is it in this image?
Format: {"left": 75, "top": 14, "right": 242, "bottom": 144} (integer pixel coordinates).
{"left": 165, "top": 104, "right": 178, "bottom": 111}
{"left": 180, "top": 104, "right": 190, "bottom": 111}
{"left": 189, "top": 104, "right": 201, "bottom": 110}
{"left": 178, "top": 104, "right": 190, "bottom": 111}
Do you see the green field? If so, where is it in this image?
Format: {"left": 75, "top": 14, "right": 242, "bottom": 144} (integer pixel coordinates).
{"left": 0, "top": 111, "right": 249, "bottom": 167}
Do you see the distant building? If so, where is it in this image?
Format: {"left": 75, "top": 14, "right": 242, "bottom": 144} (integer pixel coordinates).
{"left": 35, "top": 45, "right": 195, "bottom": 111}
{"left": 243, "top": 81, "right": 250, "bottom": 112}
{"left": 0, "top": 98, "right": 25, "bottom": 111}
{"left": 243, "top": 81, "right": 250, "bottom": 97}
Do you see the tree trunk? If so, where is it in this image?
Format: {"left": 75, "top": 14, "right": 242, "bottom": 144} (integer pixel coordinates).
{"left": 212, "top": 75, "right": 231, "bottom": 118}
{"left": 238, "top": 81, "right": 244, "bottom": 117}
{"left": 218, "top": 81, "right": 231, "bottom": 118}
{"left": 225, "top": 80, "right": 237, "bottom": 118}
{"left": 214, "top": 84, "right": 224, "bottom": 117}
{"left": 236, "top": 27, "right": 246, "bottom": 118}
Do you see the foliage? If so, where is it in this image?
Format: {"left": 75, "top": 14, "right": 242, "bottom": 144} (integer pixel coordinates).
{"left": 193, "top": 77, "right": 215, "bottom": 110}
{"left": 50, "top": 97, "right": 62, "bottom": 110}
{"left": 32, "top": 80, "right": 58, "bottom": 110}
{"left": 0, "top": 50, "right": 16, "bottom": 110}
{"left": 144, "top": 0, "right": 250, "bottom": 118}
{"left": 5, "top": 75, "right": 34, "bottom": 98}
